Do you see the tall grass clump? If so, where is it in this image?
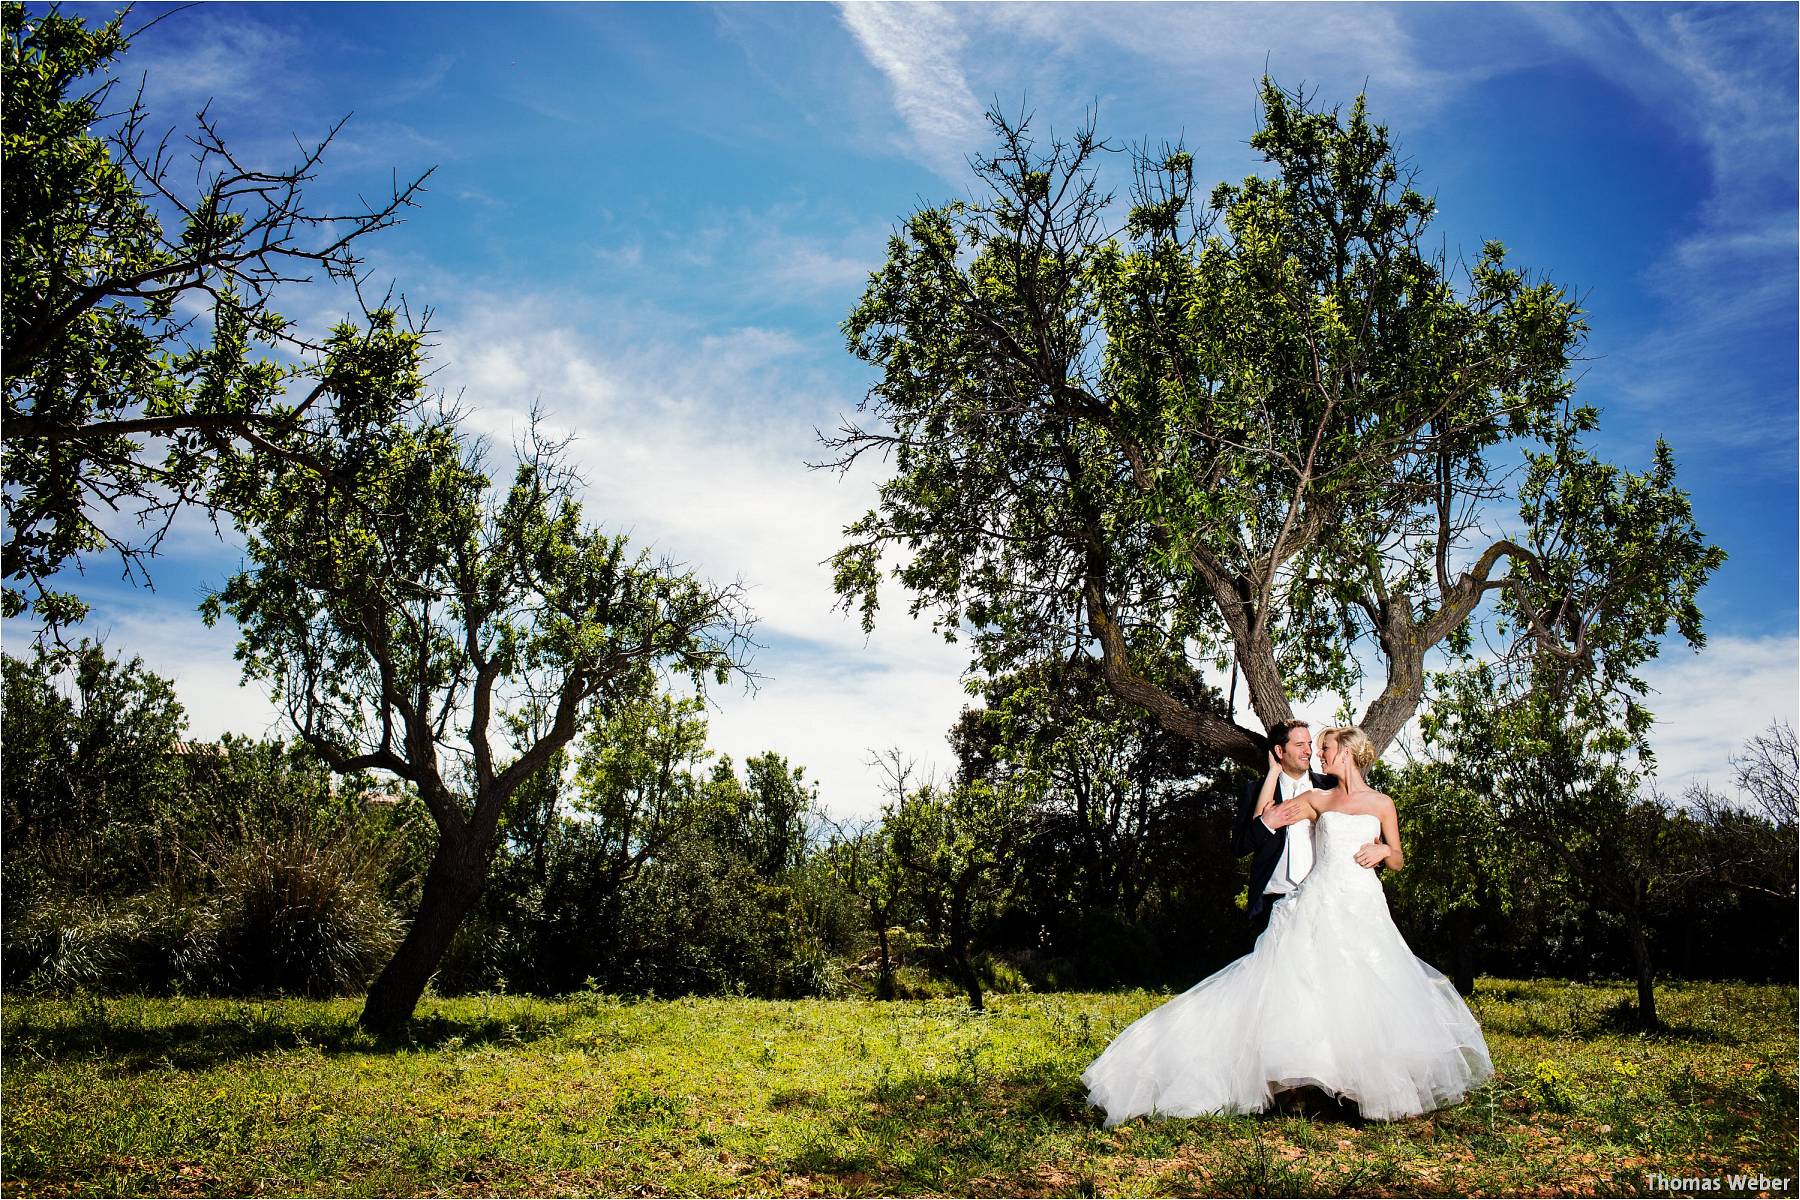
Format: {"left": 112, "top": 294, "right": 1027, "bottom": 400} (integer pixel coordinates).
{"left": 199, "top": 822, "right": 403, "bottom": 997}
{"left": 6, "top": 891, "right": 202, "bottom": 994}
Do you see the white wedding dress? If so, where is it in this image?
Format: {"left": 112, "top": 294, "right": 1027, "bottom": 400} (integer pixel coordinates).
{"left": 1082, "top": 810, "right": 1491, "bottom": 1123}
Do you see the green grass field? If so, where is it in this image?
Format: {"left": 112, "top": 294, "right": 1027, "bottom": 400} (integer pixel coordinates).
{"left": 2, "top": 979, "right": 1793, "bottom": 1197}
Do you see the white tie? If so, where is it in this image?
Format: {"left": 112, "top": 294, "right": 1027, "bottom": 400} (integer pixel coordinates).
{"left": 1284, "top": 778, "right": 1314, "bottom": 885}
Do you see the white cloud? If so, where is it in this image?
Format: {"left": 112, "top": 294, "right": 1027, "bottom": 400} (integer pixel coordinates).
{"left": 836, "top": 1, "right": 990, "bottom": 176}
{"left": 763, "top": 237, "right": 880, "bottom": 299}
{"left": 378, "top": 52, "right": 457, "bottom": 108}
{"left": 1523, "top": 5, "right": 1797, "bottom": 451}
{"left": 1, "top": 601, "right": 287, "bottom": 744}
{"left": 1524, "top": 5, "right": 1794, "bottom": 202}
{"left": 981, "top": 2, "right": 1452, "bottom": 96}
{"left": 586, "top": 201, "right": 888, "bottom": 312}
{"left": 836, "top": 1, "right": 1495, "bottom": 182}
{"left": 703, "top": 634, "right": 971, "bottom": 823}
{"left": 111, "top": 6, "right": 307, "bottom": 118}
{"left": 478, "top": 392, "right": 789, "bottom": 638}
{"left": 1640, "top": 632, "right": 1799, "bottom": 800}
{"left": 431, "top": 289, "right": 972, "bottom": 819}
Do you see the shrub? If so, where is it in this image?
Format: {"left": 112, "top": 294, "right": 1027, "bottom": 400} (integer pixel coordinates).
{"left": 6, "top": 890, "right": 205, "bottom": 994}
{"left": 198, "top": 824, "right": 401, "bottom": 997}
{"left": 435, "top": 909, "right": 519, "bottom": 995}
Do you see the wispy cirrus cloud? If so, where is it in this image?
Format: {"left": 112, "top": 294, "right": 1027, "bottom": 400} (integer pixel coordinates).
{"left": 91, "top": 5, "right": 444, "bottom": 195}
{"left": 835, "top": 1, "right": 1478, "bottom": 182}
{"left": 1525, "top": 4, "right": 1794, "bottom": 213}
{"left": 836, "top": 1, "right": 990, "bottom": 177}
{"left": 1523, "top": 4, "right": 1797, "bottom": 455}
{"left": 978, "top": 2, "right": 1454, "bottom": 97}
{"left": 107, "top": 4, "right": 308, "bottom": 118}
{"left": 589, "top": 203, "right": 887, "bottom": 311}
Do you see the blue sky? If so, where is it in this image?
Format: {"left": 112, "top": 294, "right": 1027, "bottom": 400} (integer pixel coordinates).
{"left": 29, "top": 2, "right": 1799, "bottom": 817}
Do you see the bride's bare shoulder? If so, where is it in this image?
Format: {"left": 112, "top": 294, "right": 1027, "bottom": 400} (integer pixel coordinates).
{"left": 1337, "top": 789, "right": 1394, "bottom": 816}
{"left": 1308, "top": 785, "right": 1348, "bottom": 810}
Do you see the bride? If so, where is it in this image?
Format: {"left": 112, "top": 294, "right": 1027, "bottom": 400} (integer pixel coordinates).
{"left": 1081, "top": 726, "right": 1491, "bottom": 1124}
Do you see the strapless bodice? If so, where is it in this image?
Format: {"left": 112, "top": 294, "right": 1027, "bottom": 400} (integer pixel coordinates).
{"left": 1305, "top": 810, "right": 1384, "bottom": 888}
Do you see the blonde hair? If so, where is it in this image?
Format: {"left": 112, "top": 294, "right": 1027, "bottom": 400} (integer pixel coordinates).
{"left": 1329, "top": 726, "right": 1378, "bottom": 771}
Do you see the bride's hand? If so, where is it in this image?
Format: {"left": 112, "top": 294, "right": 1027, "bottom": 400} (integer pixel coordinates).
{"left": 1353, "top": 840, "right": 1389, "bottom": 868}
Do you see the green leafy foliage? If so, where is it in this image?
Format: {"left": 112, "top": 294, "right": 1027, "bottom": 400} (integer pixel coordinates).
{"left": 826, "top": 79, "right": 1722, "bottom": 763}
{"left": 1, "top": 643, "right": 429, "bottom": 996}
{"left": 1, "top": 641, "right": 187, "bottom": 916}
{"left": 201, "top": 355, "right": 755, "bottom": 1029}
{"left": 948, "top": 649, "right": 1249, "bottom": 986}
{"left": 1386, "top": 759, "right": 1512, "bottom": 993}
{"left": 1401, "top": 661, "right": 1723, "bottom": 1025}
{"left": 1, "top": 3, "right": 429, "bottom": 627}
{"left": 882, "top": 775, "right": 1032, "bottom": 1010}
{"left": 438, "top": 702, "right": 842, "bottom": 1001}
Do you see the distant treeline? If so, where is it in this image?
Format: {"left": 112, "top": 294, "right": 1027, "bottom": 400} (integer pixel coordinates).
{"left": 3, "top": 643, "right": 1793, "bottom": 1015}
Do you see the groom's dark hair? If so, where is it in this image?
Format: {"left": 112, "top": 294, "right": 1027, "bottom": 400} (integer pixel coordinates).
{"left": 1266, "top": 719, "right": 1308, "bottom": 755}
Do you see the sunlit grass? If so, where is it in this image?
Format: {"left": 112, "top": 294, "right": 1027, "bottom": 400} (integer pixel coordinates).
{"left": 2, "top": 979, "right": 1793, "bottom": 1197}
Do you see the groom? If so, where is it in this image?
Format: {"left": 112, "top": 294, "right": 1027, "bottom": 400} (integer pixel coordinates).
{"left": 1234, "top": 720, "right": 1335, "bottom": 936}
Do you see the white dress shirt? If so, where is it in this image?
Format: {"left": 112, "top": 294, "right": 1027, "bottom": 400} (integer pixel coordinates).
{"left": 1261, "top": 771, "right": 1316, "bottom": 896}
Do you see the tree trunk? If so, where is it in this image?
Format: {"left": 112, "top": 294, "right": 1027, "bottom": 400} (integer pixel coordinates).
{"left": 1082, "top": 575, "right": 1266, "bottom": 768}
{"left": 949, "top": 878, "right": 983, "bottom": 1011}
{"left": 1075, "top": 780, "right": 1104, "bottom": 909}
{"left": 873, "top": 898, "right": 896, "bottom": 1001}
{"left": 359, "top": 831, "right": 494, "bottom": 1037}
{"left": 1448, "top": 908, "right": 1476, "bottom": 997}
{"left": 1624, "top": 904, "right": 1658, "bottom": 1029}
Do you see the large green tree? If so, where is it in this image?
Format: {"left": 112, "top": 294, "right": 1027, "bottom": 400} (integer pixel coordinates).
{"left": 204, "top": 322, "right": 755, "bottom": 1035}
{"left": 571, "top": 691, "right": 714, "bottom": 894}
{"left": 875, "top": 748, "right": 1029, "bottom": 1011}
{"left": 819, "top": 818, "right": 909, "bottom": 999}
{"left": 1420, "top": 661, "right": 1709, "bottom": 1026}
{"left": 950, "top": 648, "right": 1251, "bottom": 986}
{"left": 2, "top": 3, "right": 428, "bottom": 627}
{"left": 826, "top": 82, "right": 1722, "bottom": 765}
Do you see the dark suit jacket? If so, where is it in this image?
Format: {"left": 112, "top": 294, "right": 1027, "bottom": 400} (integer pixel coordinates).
{"left": 1236, "top": 770, "right": 1336, "bottom": 919}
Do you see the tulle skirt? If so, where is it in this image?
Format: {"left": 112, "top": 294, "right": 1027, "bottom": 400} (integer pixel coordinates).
{"left": 1081, "top": 870, "right": 1491, "bottom": 1123}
